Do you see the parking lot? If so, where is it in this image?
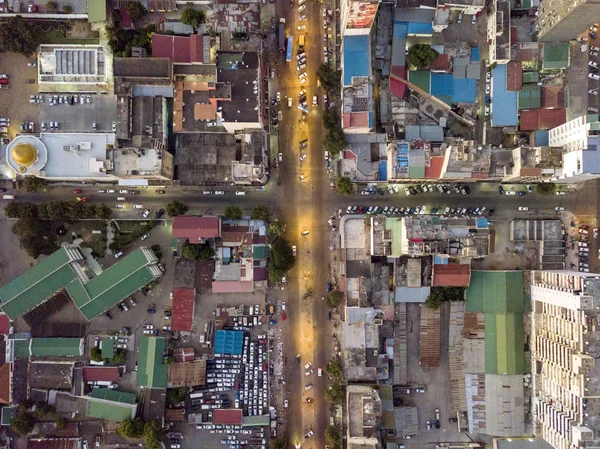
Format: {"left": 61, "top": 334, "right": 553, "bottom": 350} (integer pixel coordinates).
{"left": 40, "top": 93, "right": 117, "bottom": 133}
{"left": 0, "top": 52, "right": 41, "bottom": 139}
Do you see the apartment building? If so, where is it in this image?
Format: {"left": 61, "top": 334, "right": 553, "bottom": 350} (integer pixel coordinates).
{"left": 536, "top": 0, "right": 600, "bottom": 42}
{"left": 531, "top": 270, "right": 600, "bottom": 449}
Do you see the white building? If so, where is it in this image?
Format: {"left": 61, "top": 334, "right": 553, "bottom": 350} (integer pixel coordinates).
{"left": 487, "top": 0, "right": 511, "bottom": 65}
{"left": 531, "top": 270, "right": 600, "bottom": 449}
{"left": 38, "top": 45, "right": 107, "bottom": 86}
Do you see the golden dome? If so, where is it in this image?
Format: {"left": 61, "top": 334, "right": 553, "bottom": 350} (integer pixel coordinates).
{"left": 11, "top": 143, "right": 37, "bottom": 167}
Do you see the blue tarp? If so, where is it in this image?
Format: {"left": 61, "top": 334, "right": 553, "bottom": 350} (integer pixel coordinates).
{"left": 470, "top": 48, "right": 480, "bottom": 62}
{"left": 407, "top": 22, "right": 434, "bottom": 35}
{"left": 379, "top": 161, "right": 388, "bottom": 181}
{"left": 476, "top": 218, "right": 489, "bottom": 229}
{"left": 535, "top": 130, "right": 549, "bottom": 146}
{"left": 434, "top": 255, "right": 448, "bottom": 264}
{"left": 214, "top": 330, "right": 243, "bottom": 355}
{"left": 431, "top": 73, "right": 453, "bottom": 98}
{"left": 343, "top": 35, "right": 370, "bottom": 86}
{"left": 393, "top": 22, "right": 408, "bottom": 38}
{"left": 453, "top": 78, "right": 477, "bottom": 103}
{"left": 491, "top": 64, "right": 518, "bottom": 127}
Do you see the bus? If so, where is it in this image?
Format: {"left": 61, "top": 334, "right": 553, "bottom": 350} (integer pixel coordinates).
{"left": 286, "top": 35, "right": 293, "bottom": 62}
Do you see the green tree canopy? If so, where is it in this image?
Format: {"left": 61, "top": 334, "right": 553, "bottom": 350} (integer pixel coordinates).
{"left": 326, "top": 291, "right": 344, "bottom": 308}
{"left": 335, "top": 177, "right": 353, "bottom": 195}
{"left": 97, "top": 204, "right": 113, "bottom": 219}
{"left": 62, "top": 4, "right": 73, "bottom": 13}
{"left": 224, "top": 206, "right": 243, "bottom": 220}
{"left": 125, "top": 1, "right": 147, "bottom": 21}
{"left": 407, "top": 44, "right": 439, "bottom": 69}
{"left": 324, "top": 126, "right": 347, "bottom": 157}
{"left": 324, "top": 381, "right": 344, "bottom": 404}
{"left": 166, "top": 200, "right": 188, "bottom": 217}
{"left": 143, "top": 419, "right": 166, "bottom": 449}
{"left": 90, "top": 347, "right": 103, "bottom": 362}
{"left": 166, "top": 387, "right": 188, "bottom": 405}
{"left": 536, "top": 182, "right": 556, "bottom": 195}
{"left": 268, "top": 236, "right": 295, "bottom": 283}
{"left": 113, "top": 349, "right": 127, "bottom": 364}
{"left": 251, "top": 205, "right": 270, "bottom": 221}
{"left": 268, "top": 220, "right": 286, "bottom": 238}
{"left": 325, "top": 425, "right": 342, "bottom": 448}
{"left": 46, "top": 1, "right": 57, "bottom": 10}
{"left": 0, "top": 17, "right": 39, "bottom": 56}
{"left": 117, "top": 418, "right": 145, "bottom": 439}
{"left": 10, "top": 412, "right": 35, "bottom": 435}
{"left": 324, "top": 359, "right": 343, "bottom": 380}
{"left": 199, "top": 242, "right": 215, "bottom": 260}
{"left": 182, "top": 243, "right": 201, "bottom": 260}
{"left": 23, "top": 177, "right": 47, "bottom": 193}
{"left": 269, "top": 439, "right": 286, "bottom": 449}
{"left": 317, "top": 63, "right": 341, "bottom": 92}
{"left": 181, "top": 6, "right": 206, "bottom": 28}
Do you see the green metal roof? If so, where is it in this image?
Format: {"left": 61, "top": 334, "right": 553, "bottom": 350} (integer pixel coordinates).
{"left": 408, "top": 166, "right": 425, "bottom": 178}
{"left": 86, "top": 0, "right": 106, "bottom": 22}
{"left": 242, "top": 415, "right": 270, "bottom": 426}
{"left": 30, "top": 338, "right": 83, "bottom": 357}
{"left": 543, "top": 43, "right": 569, "bottom": 70}
{"left": 12, "top": 339, "right": 30, "bottom": 359}
{"left": 522, "top": 71, "right": 539, "bottom": 83}
{"left": 386, "top": 218, "right": 405, "bottom": 257}
{"left": 0, "top": 247, "right": 80, "bottom": 319}
{"left": 137, "top": 336, "right": 167, "bottom": 388}
{"left": 87, "top": 389, "right": 137, "bottom": 421}
{"left": 518, "top": 84, "right": 541, "bottom": 110}
{"left": 102, "top": 338, "right": 115, "bottom": 359}
{"left": 408, "top": 70, "right": 431, "bottom": 93}
{"left": 465, "top": 271, "right": 524, "bottom": 313}
{"left": 484, "top": 312, "right": 525, "bottom": 375}
{"left": 1, "top": 406, "right": 14, "bottom": 426}
{"left": 252, "top": 245, "right": 268, "bottom": 260}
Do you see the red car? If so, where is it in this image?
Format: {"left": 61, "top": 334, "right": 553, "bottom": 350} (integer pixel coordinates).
{"left": 73, "top": 189, "right": 82, "bottom": 194}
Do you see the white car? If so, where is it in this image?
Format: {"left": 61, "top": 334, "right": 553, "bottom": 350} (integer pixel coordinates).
{"left": 484, "top": 106, "right": 490, "bottom": 116}
{"left": 405, "top": 187, "right": 411, "bottom": 196}
{"left": 142, "top": 209, "right": 152, "bottom": 218}
{"left": 284, "top": 400, "right": 289, "bottom": 408}
{"left": 298, "top": 4, "right": 306, "bottom": 11}
{"left": 318, "top": 367, "right": 322, "bottom": 376}
{"left": 140, "top": 233, "right": 150, "bottom": 240}
{"left": 298, "top": 72, "right": 308, "bottom": 79}
{"left": 304, "top": 384, "right": 313, "bottom": 390}
{"left": 235, "top": 191, "right": 246, "bottom": 196}
{"left": 297, "top": 25, "right": 306, "bottom": 31}
{"left": 117, "top": 196, "right": 126, "bottom": 201}
{"left": 276, "top": 92, "right": 281, "bottom": 102}
{"left": 518, "top": 206, "right": 528, "bottom": 211}
{"left": 203, "top": 191, "right": 212, "bottom": 195}
{"left": 299, "top": 14, "right": 306, "bottom": 20}
{"left": 313, "top": 95, "right": 318, "bottom": 105}
{"left": 215, "top": 191, "right": 225, "bottom": 195}
{"left": 282, "top": 302, "right": 286, "bottom": 310}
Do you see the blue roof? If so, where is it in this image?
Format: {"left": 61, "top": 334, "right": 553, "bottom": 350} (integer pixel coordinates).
{"left": 535, "top": 130, "right": 549, "bottom": 146}
{"left": 431, "top": 73, "right": 453, "bottom": 98}
{"left": 343, "top": 35, "right": 370, "bottom": 85}
{"left": 470, "top": 48, "right": 480, "bottom": 62}
{"left": 434, "top": 255, "right": 448, "bottom": 264}
{"left": 453, "top": 78, "right": 476, "bottom": 103}
{"left": 379, "top": 161, "right": 388, "bottom": 181}
{"left": 491, "top": 64, "right": 518, "bottom": 127}
{"left": 214, "top": 330, "right": 243, "bottom": 355}
{"left": 407, "top": 22, "right": 433, "bottom": 35}
{"left": 476, "top": 218, "right": 489, "bottom": 229}
{"left": 393, "top": 22, "right": 408, "bottom": 38}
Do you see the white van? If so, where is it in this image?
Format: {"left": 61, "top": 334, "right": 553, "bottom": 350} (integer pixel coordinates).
{"left": 114, "top": 251, "right": 124, "bottom": 259}
{"left": 3, "top": 194, "right": 14, "bottom": 200}
{"left": 133, "top": 204, "right": 143, "bottom": 209}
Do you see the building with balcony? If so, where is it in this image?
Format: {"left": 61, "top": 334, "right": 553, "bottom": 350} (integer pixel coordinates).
{"left": 531, "top": 270, "right": 600, "bottom": 449}
{"left": 487, "top": 0, "right": 511, "bottom": 65}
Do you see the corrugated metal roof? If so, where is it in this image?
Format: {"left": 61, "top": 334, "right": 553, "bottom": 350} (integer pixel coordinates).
{"left": 87, "top": 389, "right": 137, "bottom": 422}
{"left": 30, "top": 338, "right": 83, "bottom": 357}
{"left": 343, "top": 35, "right": 371, "bottom": 85}
{"left": 431, "top": 73, "right": 453, "bottom": 97}
{"left": 453, "top": 78, "right": 476, "bottom": 103}
{"left": 82, "top": 366, "right": 120, "bottom": 383}
{"left": 518, "top": 84, "right": 541, "bottom": 109}
{"left": 173, "top": 216, "right": 221, "bottom": 241}
{"left": 432, "top": 264, "right": 471, "bottom": 286}
{"left": 213, "top": 409, "right": 243, "bottom": 424}
{"left": 543, "top": 42, "right": 569, "bottom": 70}
{"left": 171, "top": 288, "right": 195, "bottom": 333}
{"left": 408, "top": 70, "right": 430, "bottom": 93}
{"left": 394, "top": 286, "right": 430, "bottom": 303}
{"left": 137, "top": 337, "right": 167, "bottom": 389}
{"left": 491, "top": 64, "right": 518, "bottom": 127}
{"left": 506, "top": 62, "right": 523, "bottom": 91}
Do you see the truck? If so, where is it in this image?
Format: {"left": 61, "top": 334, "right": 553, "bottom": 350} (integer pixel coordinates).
{"left": 278, "top": 18, "right": 286, "bottom": 52}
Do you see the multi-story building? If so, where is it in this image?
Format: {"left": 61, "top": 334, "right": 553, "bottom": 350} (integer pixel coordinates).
{"left": 536, "top": 0, "right": 600, "bottom": 42}
{"left": 548, "top": 114, "right": 600, "bottom": 182}
{"left": 531, "top": 270, "right": 600, "bottom": 449}
{"left": 487, "top": 0, "right": 511, "bottom": 65}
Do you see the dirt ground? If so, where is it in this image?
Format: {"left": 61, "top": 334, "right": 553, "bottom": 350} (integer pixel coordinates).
{"left": 0, "top": 52, "right": 40, "bottom": 139}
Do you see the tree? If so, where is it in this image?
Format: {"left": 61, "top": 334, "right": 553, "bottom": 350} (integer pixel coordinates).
{"left": 335, "top": 177, "right": 353, "bottom": 195}
{"left": 117, "top": 418, "right": 145, "bottom": 439}
{"left": 407, "top": 44, "right": 439, "bottom": 69}
{"left": 181, "top": 5, "right": 206, "bottom": 28}
{"left": 34, "top": 404, "right": 55, "bottom": 418}
{"left": 326, "top": 291, "right": 344, "bottom": 308}
{"left": 143, "top": 419, "right": 166, "bottom": 449}
{"left": 268, "top": 220, "right": 286, "bottom": 238}
{"left": 90, "top": 347, "right": 103, "bottom": 362}
{"left": 62, "top": 4, "right": 73, "bottom": 13}
{"left": 10, "top": 412, "right": 35, "bottom": 435}
{"left": 12, "top": 216, "right": 58, "bottom": 258}
{"left": 199, "top": 242, "right": 215, "bottom": 260}
{"left": 166, "top": 387, "right": 188, "bottom": 405}
{"left": 324, "top": 359, "right": 343, "bottom": 380}
{"left": 317, "top": 63, "right": 341, "bottom": 92}
{"left": 23, "top": 177, "right": 47, "bottom": 193}
{"left": 113, "top": 349, "right": 127, "bottom": 364}
{"left": 182, "top": 243, "right": 201, "bottom": 260}
{"left": 96, "top": 204, "right": 113, "bottom": 219}
{"left": 268, "top": 236, "right": 295, "bottom": 283}
{"left": 425, "top": 290, "right": 444, "bottom": 310}
{"left": 55, "top": 416, "right": 65, "bottom": 429}
{"left": 125, "top": 1, "right": 147, "bottom": 21}
{"left": 5, "top": 201, "right": 38, "bottom": 218}
{"left": 0, "top": 17, "right": 39, "bottom": 56}
{"left": 536, "top": 182, "right": 556, "bottom": 195}
{"left": 324, "top": 126, "right": 347, "bottom": 157}
{"left": 324, "top": 381, "right": 343, "bottom": 404}
{"left": 224, "top": 206, "right": 243, "bottom": 220}
{"left": 46, "top": 1, "right": 57, "bottom": 10}
{"left": 166, "top": 200, "right": 188, "bottom": 217}
{"left": 251, "top": 205, "right": 269, "bottom": 221}
{"left": 325, "top": 425, "right": 342, "bottom": 448}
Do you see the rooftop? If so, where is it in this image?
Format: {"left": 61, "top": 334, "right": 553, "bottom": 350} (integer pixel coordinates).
{"left": 432, "top": 264, "right": 471, "bottom": 286}
{"left": 38, "top": 45, "right": 107, "bottom": 85}
{"left": 87, "top": 388, "right": 138, "bottom": 422}
{"left": 343, "top": 35, "right": 371, "bottom": 86}
{"left": 152, "top": 34, "right": 210, "bottom": 64}
{"left": 171, "top": 288, "right": 196, "bottom": 333}
{"left": 137, "top": 336, "right": 167, "bottom": 389}
{"left": 491, "top": 64, "right": 518, "bottom": 127}
{"left": 113, "top": 57, "right": 173, "bottom": 80}
{"left": 216, "top": 51, "right": 260, "bottom": 125}
{"left": 167, "top": 359, "right": 206, "bottom": 388}
{"left": 172, "top": 216, "right": 221, "bottom": 241}
{"left": 29, "top": 362, "right": 74, "bottom": 390}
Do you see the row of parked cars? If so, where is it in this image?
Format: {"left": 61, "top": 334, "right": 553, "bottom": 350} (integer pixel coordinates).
{"left": 346, "top": 205, "right": 492, "bottom": 216}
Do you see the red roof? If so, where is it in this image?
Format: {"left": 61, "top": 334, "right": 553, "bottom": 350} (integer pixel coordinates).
{"left": 541, "top": 85, "right": 565, "bottom": 108}
{"left": 172, "top": 216, "right": 220, "bottom": 241}
{"left": 173, "top": 348, "right": 195, "bottom": 362}
{"left": 0, "top": 364, "right": 9, "bottom": 404}
{"left": 391, "top": 66, "right": 406, "bottom": 79}
{"left": 506, "top": 62, "right": 523, "bottom": 91}
{"left": 520, "top": 108, "right": 566, "bottom": 131}
{"left": 82, "top": 366, "right": 120, "bottom": 383}
{"left": 390, "top": 76, "right": 407, "bottom": 99}
{"left": 432, "top": 264, "right": 471, "bottom": 287}
{"left": 213, "top": 409, "right": 243, "bottom": 425}
{"left": 212, "top": 281, "right": 254, "bottom": 293}
{"left": 0, "top": 314, "right": 10, "bottom": 335}
{"left": 425, "top": 155, "right": 444, "bottom": 179}
{"left": 430, "top": 54, "right": 450, "bottom": 72}
{"left": 152, "top": 34, "right": 206, "bottom": 64}
{"left": 171, "top": 288, "right": 195, "bottom": 332}
{"left": 343, "top": 150, "right": 357, "bottom": 160}
{"left": 120, "top": 8, "right": 132, "bottom": 29}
